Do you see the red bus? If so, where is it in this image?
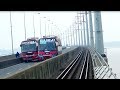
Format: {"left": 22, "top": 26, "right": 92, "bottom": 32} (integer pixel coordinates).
{"left": 20, "top": 37, "right": 39, "bottom": 62}
{"left": 38, "top": 35, "right": 62, "bottom": 60}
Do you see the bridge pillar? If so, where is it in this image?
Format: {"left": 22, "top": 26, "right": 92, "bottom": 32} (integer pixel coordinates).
{"left": 85, "top": 11, "right": 89, "bottom": 46}
{"left": 88, "top": 11, "right": 94, "bottom": 48}
{"left": 94, "top": 11, "right": 104, "bottom": 54}
{"left": 83, "top": 15, "right": 86, "bottom": 46}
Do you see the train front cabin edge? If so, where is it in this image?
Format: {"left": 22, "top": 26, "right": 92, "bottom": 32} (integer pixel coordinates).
{"left": 20, "top": 36, "right": 62, "bottom": 62}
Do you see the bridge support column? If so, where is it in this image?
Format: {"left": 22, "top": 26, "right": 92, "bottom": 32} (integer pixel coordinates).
{"left": 88, "top": 11, "right": 94, "bottom": 48}
{"left": 77, "top": 12, "right": 81, "bottom": 46}
{"left": 94, "top": 11, "right": 104, "bottom": 54}
{"left": 85, "top": 11, "right": 89, "bottom": 46}
{"left": 83, "top": 15, "right": 86, "bottom": 46}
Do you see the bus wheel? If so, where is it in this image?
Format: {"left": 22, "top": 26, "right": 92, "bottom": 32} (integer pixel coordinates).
{"left": 25, "top": 60, "right": 28, "bottom": 63}
{"left": 37, "top": 60, "right": 40, "bottom": 62}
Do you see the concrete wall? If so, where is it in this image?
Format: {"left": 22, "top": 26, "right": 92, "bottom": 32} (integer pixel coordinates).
{"left": 0, "top": 54, "right": 22, "bottom": 69}
{"left": 4, "top": 47, "right": 80, "bottom": 79}
{"left": 0, "top": 58, "right": 23, "bottom": 69}
{"left": 0, "top": 54, "right": 16, "bottom": 62}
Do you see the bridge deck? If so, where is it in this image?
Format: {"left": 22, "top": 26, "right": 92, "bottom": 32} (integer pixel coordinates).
{"left": 0, "top": 46, "right": 78, "bottom": 79}
{"left": 0, "top": 54, "right": 16, "bottom": 62}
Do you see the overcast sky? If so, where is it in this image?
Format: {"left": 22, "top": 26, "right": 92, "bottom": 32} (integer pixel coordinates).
{"left": 0, "top": 11, "right": 119, "bottom": 50}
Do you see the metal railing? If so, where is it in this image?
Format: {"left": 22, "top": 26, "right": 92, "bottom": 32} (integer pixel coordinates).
{"left": 88, "top": 46, "right": 117, "bottom": 79}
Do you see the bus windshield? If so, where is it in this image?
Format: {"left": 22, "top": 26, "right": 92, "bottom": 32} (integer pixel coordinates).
{"left": 21, "top": 43, "right": 37, "bottom": 52}
{"left": 39, "top": 41, "right": 57, "bottom": 51}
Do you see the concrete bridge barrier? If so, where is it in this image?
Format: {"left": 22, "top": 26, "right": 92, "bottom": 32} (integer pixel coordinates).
{"left": 0, "top": 54, "right": 16, "bottom": 62}
{"left": 4, "top": 47, "right": 80, "bottom": 79}
{"left": 0, "top": 54, "right": 22, "bottom": 69}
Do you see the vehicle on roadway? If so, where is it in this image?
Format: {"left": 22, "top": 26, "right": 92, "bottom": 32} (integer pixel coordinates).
{"left": 38, "top": 35, "right": 62, "bottom": 61}
{"left": 20, "top": 37, "right": 39, "bottom": 62}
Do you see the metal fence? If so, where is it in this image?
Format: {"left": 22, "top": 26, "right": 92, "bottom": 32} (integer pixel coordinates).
{"left": 88, "top": 47, "right": 117, "bottom": 79}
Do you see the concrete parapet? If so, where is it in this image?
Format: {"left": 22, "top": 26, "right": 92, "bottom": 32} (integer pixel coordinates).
{"left": 0, "top": 54, "right": 16, "bottom": 62}
{"left": 0, "top": 58, "right": 23, "bottom": 69}
{"left": 4, "top": 47, "right": 80, "bottom": 79}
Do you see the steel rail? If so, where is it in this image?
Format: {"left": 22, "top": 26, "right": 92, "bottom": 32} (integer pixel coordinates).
{"left": 79, "top": 50, "right": 88, "bottom": 79}
{"left": 56, "top": 49, "right": 83, "bottom": 79}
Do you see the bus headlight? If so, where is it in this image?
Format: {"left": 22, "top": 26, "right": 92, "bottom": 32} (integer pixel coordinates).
{"left": 38, "top": 54, "right": 44, "bottom": 60}
{"left": 38, "top": 54, "right": 42, "bottom": 56}
{"left": 52, "top": 54, "right": 57, "bottom": 57}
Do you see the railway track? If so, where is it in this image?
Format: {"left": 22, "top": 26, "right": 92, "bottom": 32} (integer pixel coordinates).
{"left": 56, "top": 48, "right": 94, "bottom": 79}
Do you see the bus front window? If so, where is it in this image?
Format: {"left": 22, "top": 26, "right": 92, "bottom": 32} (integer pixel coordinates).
{"left": 21, "top": 44, "right": 36, "bottom": 52}
{"left": 39, "top": 42, "right": 57, "bottom": 51}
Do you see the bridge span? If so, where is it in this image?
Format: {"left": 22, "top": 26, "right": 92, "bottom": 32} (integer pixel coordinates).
{"left": 0, "top": 11, "right": 117, "bottom": 79}
{"left": 0, "top": 46, "right": 117, "bottom": 79}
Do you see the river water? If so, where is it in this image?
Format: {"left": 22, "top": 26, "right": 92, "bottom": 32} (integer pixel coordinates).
{"left": 107, "top": 47, "right": 120, "bottom": 79}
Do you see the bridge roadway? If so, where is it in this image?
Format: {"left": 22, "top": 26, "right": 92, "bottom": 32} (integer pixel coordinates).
{"left": 0, "top": 54, "right": 16, "bottom": 62}
{"left": 0, "top": 46, "right": 78, "bottom": 79}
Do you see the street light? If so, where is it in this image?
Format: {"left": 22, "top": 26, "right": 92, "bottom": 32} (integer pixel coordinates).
{"left": 50, "top": 22, "right": 53, "bottom": 35}
{"left": 38, "top": 13, "right": 41, "bottom": 38}
{"left": 80, "top": 13, "right": 83, "bottom": 46}
{"left": 74, "top": 22, "right": 78, "bottom": 46}
{"left": 47, "top": 19, "right": 50, "bottom": 36}
{"left": 33, "top": 14, "right": 35, "bottom": 38}
{"left": 76, "top": 12, "right": 81, "bottom": 46}
{"left": 24, "top": 12, "right": 26, "bottom": 40}
{"left": 44, "top": 17, "right": 46, "bottom": 36}
{"left": 69, "top": 26, "right": 71, "bottom": 46}
{"left": 54, "top": 24, "right": 59, "bottom": 36}
{"left": 38, "top": 13, "right": 48, "bottom": 37}
{"left": 53, "top": 24, "right": 57, "bottom": 36}
{"left": 10, "top": 11, "right": 14, "bottom": 54}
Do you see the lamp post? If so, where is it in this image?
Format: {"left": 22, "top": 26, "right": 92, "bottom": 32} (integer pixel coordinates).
{"left": 33, "top": 14, "right": 35, "bottom": 38}
{"left": 24, "top": 12, "right": 26, "bottom": 40}
{"left": 48, "top": 19, "right": 50, "bottom": 36}
{"left": 43, "top": 17, "right": 46, "bottom": 36}
{"left": 75, "top": 23, "right": 78, "bottom": 46}
{"left": 10, "top": 11, "right": 14, "bottom": 54}
{"left": 38, "top": 13, "right": 48, "bottom": 38}
{"left": 54, "top": 25, "right": 57, "bottom": 36}
{"left": 51, "top": 22, "right": 53, "bottom": 35}
{"left": 70, "top": 26, "right": 72, "bottom": 46}
{"left": 38, "top": 13, "right": 41, "bottom": 38}
{"left": 72, "top": 24, "right": 75, "bottom": 46}
{"left": 55, "top": 25, "right": 59, "bottom": 36}
{"left": 63, "top": 32, "right": 65, "bottom": 46}
{"left": 77, "top": 12, "right": 81, "bottom": 46}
